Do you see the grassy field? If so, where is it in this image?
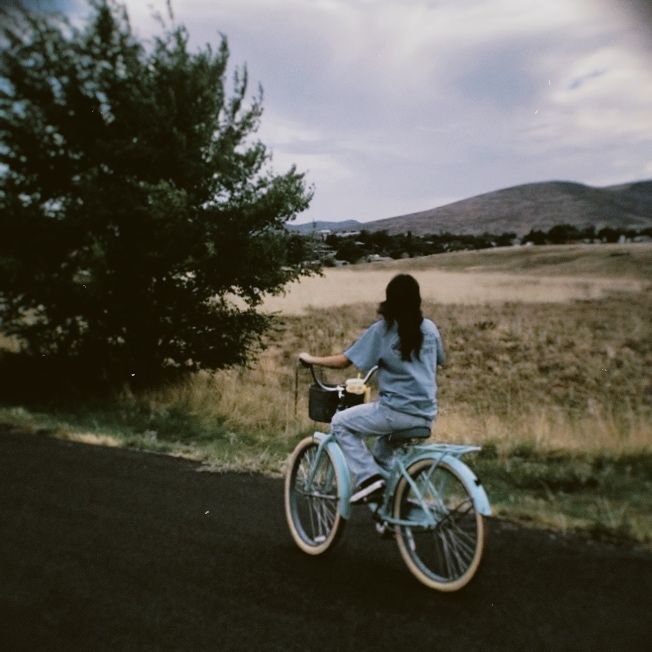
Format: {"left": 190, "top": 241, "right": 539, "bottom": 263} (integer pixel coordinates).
{"left": 371, "top": 241, "right": 652, "bottom": 276}
{"left": 263, "top": 243, "right": 648, "bottom": 313}
{"left": 1, "top": 243, "right": 651, "bottom": 543}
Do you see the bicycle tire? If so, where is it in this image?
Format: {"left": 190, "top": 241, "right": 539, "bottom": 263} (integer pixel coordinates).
{"left": 393, "top": 457, "right": 485, "bottom": 591}
{"left": 284, "top": 437, "right": 346, "bottom": 555}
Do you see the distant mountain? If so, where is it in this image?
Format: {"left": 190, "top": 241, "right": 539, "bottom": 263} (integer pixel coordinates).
{"left": 297, "top": 180, "right": 652, "bottom": 237}
{"left": 287, "top": 219, "right": 362, "bottom": 234}
{"left": 360, "top": 180, "right": 652, "bottom": 236}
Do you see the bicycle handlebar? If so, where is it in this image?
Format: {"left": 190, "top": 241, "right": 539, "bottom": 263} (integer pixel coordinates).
{"left": 301, "top": 360, "right": 378, "bottom": 391}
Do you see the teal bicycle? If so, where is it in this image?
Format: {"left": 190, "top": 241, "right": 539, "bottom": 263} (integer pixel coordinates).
{"left": 284, "top": 362, "right": 492, "bottom": 592}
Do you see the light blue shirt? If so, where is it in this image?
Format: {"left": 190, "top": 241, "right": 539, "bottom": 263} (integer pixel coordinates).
{"left": 344, "top": 318, "right": 445, "bottom": 420}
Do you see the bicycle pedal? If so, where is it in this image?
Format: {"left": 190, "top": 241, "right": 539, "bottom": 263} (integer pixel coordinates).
{"left": 375, "top": 522, "right": 394, "bottom": 539}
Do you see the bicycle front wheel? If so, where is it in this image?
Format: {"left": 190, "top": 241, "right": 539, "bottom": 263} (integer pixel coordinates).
{"left": 393, "top": 458, "right": 485, "bottom": 591}
{"left": 284, "top": 437, "right": 346, "bottom": 555}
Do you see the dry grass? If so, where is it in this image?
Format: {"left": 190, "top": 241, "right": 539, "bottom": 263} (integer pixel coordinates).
{"left": 3, "top": 245, "right": 649, "bottom": 460}
{"left": 189, "top": 295, "right": 651, "bottom": 458}
{"left": 369, "top": 242, "right": 652, "bottom": 277}
{"left": 263, "top": 269, "right": 644, "bottom": 313}
{"left": 60, "top": 432, "right": 123, "bottom": 447}
{"left": 435, "top": 408, "right": 651, "bottom": 455}
{"left": 263, "top": 244, "right": 650, "bottom": 314}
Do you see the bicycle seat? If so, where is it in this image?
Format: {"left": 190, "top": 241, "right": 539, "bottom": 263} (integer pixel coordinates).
{"left": 386, "top": 426, "right": 431, "bottom": 443}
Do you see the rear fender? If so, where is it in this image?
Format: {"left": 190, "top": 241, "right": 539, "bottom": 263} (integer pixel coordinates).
{"left": 405, "top": 450, "right": 492, "bottom": 517}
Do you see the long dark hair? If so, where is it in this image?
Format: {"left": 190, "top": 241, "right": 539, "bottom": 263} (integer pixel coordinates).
{"left": 378, "top": 274, "right": 423, "bottom": 361}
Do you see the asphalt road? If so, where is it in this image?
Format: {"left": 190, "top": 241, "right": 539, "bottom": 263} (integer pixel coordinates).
{"left": 1, "top": 427, "right": 650, "bottom": 651}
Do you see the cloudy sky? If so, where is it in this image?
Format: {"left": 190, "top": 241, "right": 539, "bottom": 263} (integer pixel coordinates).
{"left": 20, "top": 0, "right": 652, "bottom": 223}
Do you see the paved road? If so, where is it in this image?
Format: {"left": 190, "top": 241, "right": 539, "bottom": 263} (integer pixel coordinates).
{"left": 1, "top": 428, "right": 650, "bottom": 651}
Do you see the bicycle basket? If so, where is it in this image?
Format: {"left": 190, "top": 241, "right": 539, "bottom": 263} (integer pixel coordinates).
{"left": 308, "top": 384, "right": 367, "bottom": 422}
{"left": 308, "top": 384, "right": 339, "bottom": 422}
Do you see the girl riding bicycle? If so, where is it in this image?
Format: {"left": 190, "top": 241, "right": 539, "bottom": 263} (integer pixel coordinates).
{"left": 299, "top": 273, "right": 446, "bottom": 505}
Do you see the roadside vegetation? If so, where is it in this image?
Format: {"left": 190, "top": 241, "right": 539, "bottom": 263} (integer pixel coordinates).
{"left": 2, "top": 245, "right": 650, "bottom": 545}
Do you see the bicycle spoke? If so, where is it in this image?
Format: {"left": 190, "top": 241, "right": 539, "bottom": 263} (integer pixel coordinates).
{"left": 440, "top": 525, "right": 467, "bottom": 576}
{"left": 306, "top": 495, "right": 318, "bottom": 540}
{"left": 287, "top": 440, "right": 345, "bottom": 552}
{"left": 443, "top": 523, "right": 476, "bottom": 559}
{"left": 316, "top": 495, "right": 332, "bottom": 538}
{"left": 439, "top": 527, "right": 455, "bottom": 579}
{"left": 420, "top": 473, "right": 447, "bottom": 516}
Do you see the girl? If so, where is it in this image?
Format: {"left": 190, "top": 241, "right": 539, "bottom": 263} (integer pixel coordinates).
{"left": 299, "top": 274, "right": 445, "bottom": 504}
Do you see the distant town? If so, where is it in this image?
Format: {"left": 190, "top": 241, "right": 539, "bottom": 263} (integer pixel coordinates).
{"left": 297, "top": 223, "right": 652, "bottom": 266}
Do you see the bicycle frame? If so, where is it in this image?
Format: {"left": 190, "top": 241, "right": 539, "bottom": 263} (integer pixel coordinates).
{"left": 309, "top": 432, "right": 491, "bottom": 523}
{"left": 377, "top": 443, "right": 492, "bottom": 526}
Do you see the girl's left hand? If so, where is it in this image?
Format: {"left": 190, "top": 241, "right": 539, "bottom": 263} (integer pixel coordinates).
{"left": 298, "top": 352, "right": 314, "bottom": 366}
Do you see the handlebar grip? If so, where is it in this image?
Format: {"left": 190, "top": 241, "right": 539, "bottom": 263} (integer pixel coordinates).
{"left": 298, "top": 357, "right": 322, "bottom": 386}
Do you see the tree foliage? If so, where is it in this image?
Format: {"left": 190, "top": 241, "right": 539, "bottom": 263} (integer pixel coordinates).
{"left": 323, "top": 229, "right": 518, "bottom": 263}
{"left": 0, "top": 0, "right": 314, "bottom": 384}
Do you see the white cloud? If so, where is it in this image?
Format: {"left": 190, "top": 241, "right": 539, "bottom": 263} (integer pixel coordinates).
{"left": 70, "top": 0, "right": 652, "bottom": 220}
{"left": 272, "top": 150, "right": 353, "bottom": 183}
{"left": 257, "top": 113, "right": 325, "bottom": 148}
{"left": 509, "top": 45, "right": 652, "bottom": 157}
{"left": 552, "top": 46, "right": 652, "bottom": 121}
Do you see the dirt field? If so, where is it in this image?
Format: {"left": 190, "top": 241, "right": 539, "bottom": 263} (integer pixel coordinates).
{"left": 263, "top": 244, "right": 650, "bottom": 314}
{"left": 263, "top": 268, "right": 644, "bottom": 313}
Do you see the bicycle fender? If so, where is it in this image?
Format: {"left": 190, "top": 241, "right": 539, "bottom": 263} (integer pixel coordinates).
{"left": 313, "top": 432, "right": 353, "bottom": 520}
{"left": 407, "top": 451, "right": 492, "bottom": 517}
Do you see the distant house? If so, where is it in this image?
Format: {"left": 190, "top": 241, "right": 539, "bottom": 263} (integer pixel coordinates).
{"left": 366, "top": 254, "right": 393, "bottom": 263}
{"left": 311, "top": 241, "right": 336, "bottom": 263}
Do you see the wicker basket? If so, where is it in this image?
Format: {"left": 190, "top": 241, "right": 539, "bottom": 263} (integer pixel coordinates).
{"left": 308, "top": 384, "right": 338, "bottom": 423}
{"left": 308, "top": 384, "right": 366, "bottom": 423}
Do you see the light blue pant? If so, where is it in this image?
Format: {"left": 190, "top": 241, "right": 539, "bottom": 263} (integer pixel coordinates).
{"left": 330, "top": 401, "right": 432, "bottom": 486}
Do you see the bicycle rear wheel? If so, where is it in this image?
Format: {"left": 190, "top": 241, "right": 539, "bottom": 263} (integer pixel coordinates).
{"left": 284, "top": 437, "right": 346, "bottom": 555}
{"left": 393, "top": 458, "right": 485, "bottom": 591}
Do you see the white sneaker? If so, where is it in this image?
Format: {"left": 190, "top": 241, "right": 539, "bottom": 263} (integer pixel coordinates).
{"left": 350, "top": 475, "right": 385, "bottom": 504}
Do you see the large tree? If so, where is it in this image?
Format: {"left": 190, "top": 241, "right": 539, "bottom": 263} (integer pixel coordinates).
{"left": 0, "top": 0, "right": 315, "bottom": 384}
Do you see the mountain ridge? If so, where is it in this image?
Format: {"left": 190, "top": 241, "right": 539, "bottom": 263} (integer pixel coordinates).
{"left": 290, "top": 179, "right": 652, "bottom": 236}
